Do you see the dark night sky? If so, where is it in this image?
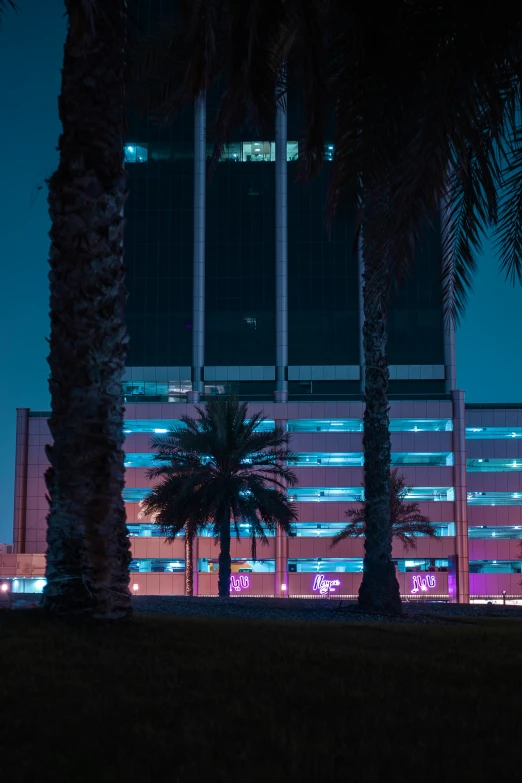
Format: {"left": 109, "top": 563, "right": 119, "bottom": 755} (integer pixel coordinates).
{"left": 1, "top": 0, "right": 521, "bottom": 542}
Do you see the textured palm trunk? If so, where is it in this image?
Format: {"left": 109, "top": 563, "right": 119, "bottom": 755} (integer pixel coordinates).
{"left": 358, "top": 249, "right": 402, "bottom": 615}
{"left": 218, "top": 507, "right": 231, "bottom": 597}
{"left": 185, "top": 528, "right": 194, "bottom": 596}
{"left": 42, "top": 1, "right": 132, "bottom": 620}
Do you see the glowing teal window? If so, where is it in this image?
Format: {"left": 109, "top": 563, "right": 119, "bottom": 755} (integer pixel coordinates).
{"left": 468, "top": 526, "right": 522, "bottom": 539}
{"left": 289, "top": 488, "right": 364, "bottom": 502}
{"left": 467, "top": 492, "right": 522, "bottom": 505}
{"left": 288, "top": 558, "right": 363, "bottom": 573}
{"left": 466, "top": 427, "right": 522, "bottom": 439}
{"left": 392, "top": 452, "right": 453, "bottom": 466}
{"left": 130, "top": 559, "right": 185, "bottom": 573}
{"left": 124, "top": 143, "right": 148, "bottom": 163}
{"left": 292, "top": 452, "right": 453, "bottom": 467}
{"left": 288, "top": 420, "right": 363, "bottom": 433}
{"left": 469, "top": 560, "right": 522, "bottom": 573}
{"left": 289, "top": 487, "right": 454, "bottom": 502}
{"left": 467, "top": 458, "right": 522, "bottom": 471}
{"left": 287, "top": 419, "right": 453, "bottom": 433}
{"left": 389, "top": 419, "right": 453, "bottom": 432}
{"left": 295, "top": 453, "right": 364, "bottom": 466}
{"left": 123, "top": 418, "right": 274, "bottom": 434}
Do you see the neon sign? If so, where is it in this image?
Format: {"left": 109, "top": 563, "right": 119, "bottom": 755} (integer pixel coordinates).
{"left": 411, "top": 574, "right": 436, "bottom": 594}
{"left": 312, "top": 574, "right": 341, "bottom": 595}
{"left": 230, "top": 574, "right": 250, "bottom": 592}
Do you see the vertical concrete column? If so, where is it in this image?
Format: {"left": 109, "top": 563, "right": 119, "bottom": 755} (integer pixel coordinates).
{"left": 357, "top": 230, "right": 365, "bottom": 392}
{"left": 189, "top": 91, "right": 206, "bottom": 403}
{"left": 13, "top": 408, "right": 30, "bottom": 554}
{"left": 274, "top": 418, "right": 289, "bottom": 595}
{"left": 192, "top": 534, "right": 199, "bottom": 596}
{"left": 451, "top": 390, "right": 469, "bottom": 603}
{"left": 275, "top": 73, "right": 288, "bottom": 403}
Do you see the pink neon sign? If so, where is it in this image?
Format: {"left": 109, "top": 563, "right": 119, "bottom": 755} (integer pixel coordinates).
{"left": 411, "top": 574, "right": 436, "bottom": 594}
{"left": 312, "top": 574, "right": 341, "bottom": 595}
{"left": 230, "top": 574, "right": 250, "bottom": 592}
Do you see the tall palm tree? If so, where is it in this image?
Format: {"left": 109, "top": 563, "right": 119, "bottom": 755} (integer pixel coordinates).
{"left": 332, "top": 469, "right": 436, "bottom": 552}
{"left": 141, "top": 397, "right": 298, "bottom": 597}
{"left": 132, "top": 1, "right": 522, "bottom": 614}
{"left": 42, "top": 0, "right": 132, "bottom": 619}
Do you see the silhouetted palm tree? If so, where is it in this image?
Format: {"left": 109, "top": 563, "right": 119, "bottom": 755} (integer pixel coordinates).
{"left": 132, "top": 1, "right": 522, "bottom": 614}
{"left": 332, "top": 469, "right": 437, "bottom": 552}
{"left": 42, "top": 0, "right": 132, "bottom": 619}
{"left": 141, "top": 397, "right": 298, "bottom": 597}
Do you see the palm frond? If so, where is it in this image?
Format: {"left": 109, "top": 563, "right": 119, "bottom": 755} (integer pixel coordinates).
{"left": 331, "top": 468, "right": 437, "bottom": 551}
{"left": 495, "top": 127, "right": 522, "bottom": 285}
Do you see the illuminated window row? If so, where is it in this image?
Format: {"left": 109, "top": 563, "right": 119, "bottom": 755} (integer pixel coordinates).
{"left": 127, "top": 522, "right": 455, "bottom": 538}
{"left": 125, "top": 486, "right": 455, "bottom": 504}
{"left": 466, "top": 427, "right": 522, "bottom": 439}
{"left": 467, "top": 458, "right": 522, "bottom": 471}
{"left": 470, "top": 561, "right": 522, "bottom": 573}
{"left": 288, "top": 559, "right": 449, "bottom": 573}
{"left": 288, "top": 487, "right": 454, "bottom": 502}
{"left": 122, "top": 419, "right": 275, "bottom": 434}
{"left": 123, "top": 451, "right": 454, "bottom": 469}
{"left": 287, "top": 418, "right": 453, "bottom": 433}
{"left": 122, "top": 418, "right": 453, "bottom": 435}
{"left": 468, "top": 526, "right": 522, "bottom": 539}
{"left": 467, "top": 492, "right": 522, "bottom": 505}
{"left": 124, "top": 141, "right": 335, "bottom": 165}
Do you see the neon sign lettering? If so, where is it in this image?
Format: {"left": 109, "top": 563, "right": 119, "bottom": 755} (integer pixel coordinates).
{"left": 411, "top": 574, "right": 436, "bottom": 594}
{"left": 230, "top": 574, "right": 250, "bottom": 592}
{"left": 312, "top": 574, "right": 341, "bottom": 595}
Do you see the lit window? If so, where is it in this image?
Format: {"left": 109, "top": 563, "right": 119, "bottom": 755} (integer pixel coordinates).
{"left": 467, "top": 458, "right": 522, "bottom": 472}
{"left": 466, "top": 426, "right": 522, "bottom": 439}
{"left": 124, "top": 143, "right": 148, "bottom": 163}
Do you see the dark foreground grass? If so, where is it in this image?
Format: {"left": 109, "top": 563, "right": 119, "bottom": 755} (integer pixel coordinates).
{"left": 1, "top": 612, "right": 521, "bottom": 782}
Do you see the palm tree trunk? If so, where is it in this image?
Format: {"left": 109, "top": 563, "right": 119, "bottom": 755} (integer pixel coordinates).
{"left": 218, "top": 506, "right": 231, "bottom": 597}
{"left": 185, "top": 528, "right": 194, "bottom": 596}
{"left": 358, "top": 247, "right": 402, "bottom": 615}
{"left": 42, "top": 1, "right": 132, "bottom": 620}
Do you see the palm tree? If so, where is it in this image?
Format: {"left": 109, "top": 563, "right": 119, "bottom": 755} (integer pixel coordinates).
{"left": 332, "top": 469, "right": 436, "bottom": 552}
{"left": 141, "top": 397, "right": 298, "bottom": 597}
{"left": 132, "top": 2, "right": 522, "bottom": 614}
{"left": 42, "top": 0, "right": 132, "bottom": 619}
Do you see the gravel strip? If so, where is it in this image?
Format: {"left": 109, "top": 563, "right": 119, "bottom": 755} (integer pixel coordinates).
{"left": 132, "top": 595, "right": 522, "bottom": 625}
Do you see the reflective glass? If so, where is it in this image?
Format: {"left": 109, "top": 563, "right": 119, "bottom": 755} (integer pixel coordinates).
{"left": 467, "top": 492, "right": 522, "bottom": 505}
{"left": 287, "top": 418, "right": 453, "bottom": 433}
{"left": 469, "top": 560, "right": 522, "bottom": 573}
{"left": 124, "top": 143, "right": 148, "bottom": 163}
{"left": 466, "top": 427, "right": 522, "bottom": 439}
{"left": 123, "top": 418, "right": 275, "bottom": 434}
{"left": 468, "top": 526, "right": 522, "bottom": 539}
{"left": 467, "top": 458, "right": 522, "bottom": 471}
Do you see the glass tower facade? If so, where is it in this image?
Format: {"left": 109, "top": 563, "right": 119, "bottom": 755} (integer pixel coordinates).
{"left": 124, "top": 0, "right": 447, "bottom": 401}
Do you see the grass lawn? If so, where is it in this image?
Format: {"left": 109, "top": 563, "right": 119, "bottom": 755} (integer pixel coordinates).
{"left": 1, "top": 611, "right": 521, "bottom": 782}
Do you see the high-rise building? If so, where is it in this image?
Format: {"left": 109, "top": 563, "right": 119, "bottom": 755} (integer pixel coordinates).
{"left": 4, "top": 1, "right": 522, "bottom": 602}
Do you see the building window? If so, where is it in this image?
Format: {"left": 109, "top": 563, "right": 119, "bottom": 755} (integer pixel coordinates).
{"left": 466, "top": 427, "right": 522, "bottom": 439}
{"left": 287, "top": 418, "right": 453, "bottom": 433}
{"left": 466, "top": 492, "right": 522, "bottom": 505}
{"left": 124, "top": 143, "right": 148, "bottom": 163}
{"left": 216, "top": 141, "right": 332, "bottom": 163}
{"left": 467, "top": 458, "right": 522, "bottom": 471}
{"left": 468, "top": 526, "right": 522, "bottom": 539}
